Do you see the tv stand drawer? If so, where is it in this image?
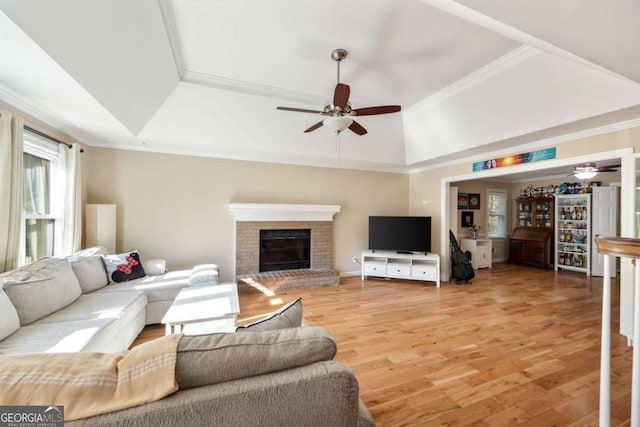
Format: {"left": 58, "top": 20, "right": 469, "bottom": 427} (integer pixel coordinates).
{"left": 364, "top": 263, "right": 387, "bottom": 276}
{"left": 387, "top": 264, "right": 411, "bottom": 277}
{"left": 412, "top": 265, "right": 437, "bottom": 280}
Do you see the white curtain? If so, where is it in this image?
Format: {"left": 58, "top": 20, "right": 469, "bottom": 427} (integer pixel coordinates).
{"left": 61, "top": 143, "right": 82, "bottom": 254}
{"left": 0, "top": 110, "right": 24, "bottom": 272}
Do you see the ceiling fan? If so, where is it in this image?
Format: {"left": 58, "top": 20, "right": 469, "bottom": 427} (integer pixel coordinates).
{"left": 276, "top": 48, "right": 401, "bottom": 135}
{"left": 569, "top": 163, "right": 620, "bottom": 180}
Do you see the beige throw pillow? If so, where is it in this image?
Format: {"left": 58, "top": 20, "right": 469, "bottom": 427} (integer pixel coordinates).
{"left": 235, "top": 298, "right": 303, "bottom": 332}
{"left": 176, "top": 326, "right": 336, "bottom": 389}
{"left": 1, "top": 258, "right": 81, "bottom": 325}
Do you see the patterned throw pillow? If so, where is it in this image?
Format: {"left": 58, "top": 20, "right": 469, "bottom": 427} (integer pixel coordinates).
{"left": 102, "top": 250, "right": 146, "bottom": 283}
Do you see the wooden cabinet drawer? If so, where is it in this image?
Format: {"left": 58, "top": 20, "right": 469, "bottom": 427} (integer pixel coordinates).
{"left": 364, "top": 263, "right": 387, "bottom": 276}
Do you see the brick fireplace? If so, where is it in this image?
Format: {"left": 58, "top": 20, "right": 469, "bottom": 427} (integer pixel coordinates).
{"left": 229, "top": 203, "right": 341, "bottom": 293}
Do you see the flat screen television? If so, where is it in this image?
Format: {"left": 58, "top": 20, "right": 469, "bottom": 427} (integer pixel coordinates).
{"left": 368, "top": 216, "right": 432, "bottom": 254}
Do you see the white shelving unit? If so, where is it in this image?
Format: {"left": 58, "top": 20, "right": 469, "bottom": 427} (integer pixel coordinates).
{"left": 554, "top": 194, "right": 591, "bottom": 275}
{"left": 360, "top": 250, "right": 440, "bottom": 287}
{"left": 461, "top": 238, "right": 492, "bottom": 269}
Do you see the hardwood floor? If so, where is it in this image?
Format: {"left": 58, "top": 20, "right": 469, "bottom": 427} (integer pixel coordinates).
{"left": 133, "top": 263, "right": 632, "bottom": 426}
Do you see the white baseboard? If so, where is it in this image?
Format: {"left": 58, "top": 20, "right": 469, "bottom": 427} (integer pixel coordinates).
{"left": 340, "top": 271, "right": 361, "bottom": 278}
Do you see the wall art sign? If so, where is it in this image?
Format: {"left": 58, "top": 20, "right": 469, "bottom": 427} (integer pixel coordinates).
{"left": 457, "top": 193, "right": 468, "bottom": 210}
{"left": 472, "top": 147, "right": 556, "bottom": 172}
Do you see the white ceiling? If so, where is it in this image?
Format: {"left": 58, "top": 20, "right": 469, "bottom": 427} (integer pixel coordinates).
{"left": 1, "top": 0, "right": 639, "bottom": 173}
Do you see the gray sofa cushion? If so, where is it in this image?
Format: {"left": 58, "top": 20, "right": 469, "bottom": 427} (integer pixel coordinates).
{"left": 176, "top": 326, "right": 337, "bottom": 390}
{"left": 0, "top": 258, "right": 81, "bottom": 325}
{"left": 236, "top": 298, "right": 303, "bottom": 332}
{"left": 68, "top": 255, "right": 109, "bottom": 293}
{"left": 0, "top": 288, "right": 19, "bottom": 340}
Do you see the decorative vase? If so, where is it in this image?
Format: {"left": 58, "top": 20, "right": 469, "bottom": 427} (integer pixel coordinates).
{"left": 471, "top": 231, "right": 477, "bottom": 239}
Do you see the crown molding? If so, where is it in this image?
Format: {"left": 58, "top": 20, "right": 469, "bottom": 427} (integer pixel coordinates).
{"left": 157, "top": 0, "right": 185, "bottom": 77}
{"left": 157, "top": 0, "right": 326, "bottom": 106}
{"left": 419, "top": 0, "right": 635, "bottom": 85}
{"left": 0, "top": 81, "right": 76, "bottom": 136}
{"left": 405, "top": 45, "right": 537, "bottom": 114}
{"left": 408, "top": 117, "right": 640, "bottom": 174}
{"left": 182, "top": 69, "right": 327, "bottom": 105}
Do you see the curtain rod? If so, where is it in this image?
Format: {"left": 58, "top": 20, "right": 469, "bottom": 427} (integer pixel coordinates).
{"left": 24, "top": 125, "right": 84, "bottom": 152}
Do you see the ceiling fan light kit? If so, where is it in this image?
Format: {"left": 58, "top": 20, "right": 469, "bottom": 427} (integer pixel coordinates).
{"left": 323, "top": 116, "right": 353, "bottom": 133}
{"left": 570, "top": 162, "right": 620, "bottom": 180}
{"left": 574, "top": 170, "right": 598, "bottom": 180}
{"left": 277, "top": 48, "right": 401, "bottom": 136}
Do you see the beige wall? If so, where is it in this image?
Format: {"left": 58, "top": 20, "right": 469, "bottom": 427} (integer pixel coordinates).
{"left": 451, "top": 180, "right": 511, "bottom": 260}
{"left": 85, "top": 148, "right": 409, "bottom": 280}
{"left": 409, "top": 126, "right": 640, "bottom": 258}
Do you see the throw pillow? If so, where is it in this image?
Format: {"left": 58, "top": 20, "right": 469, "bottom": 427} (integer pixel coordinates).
{"left": 67, "top": 255, "right": 109, "bottom": 293}
{"left": 102, "top": 250, "right": 146, "bottom": 283}
{"left": 236, "top": 298, "right": 303, "bottom": 332}
{"left": 0, "top": 258, "right": 82, "bottom": 326}
{"left": 176, "top": 326, "right": 337, "bottom": 390}
{"left": 0, "top": 288, "right": 20, "bottom": 340}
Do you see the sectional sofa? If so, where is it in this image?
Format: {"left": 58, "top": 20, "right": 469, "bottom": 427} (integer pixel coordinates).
{"left": 0, "top": 250, "right": 375, "bottom": 425}
{"left": 0, "top": 247, "right": 194, "bottom": 354}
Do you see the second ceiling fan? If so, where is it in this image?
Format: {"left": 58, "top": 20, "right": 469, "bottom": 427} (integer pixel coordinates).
{"left": 277, "top": 49, "right": 401, "bottom": 135}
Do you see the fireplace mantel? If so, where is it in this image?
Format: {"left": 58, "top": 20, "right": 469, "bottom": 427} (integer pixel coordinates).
{"left": 229, "top": 203, "right": 341, "bottom": 222}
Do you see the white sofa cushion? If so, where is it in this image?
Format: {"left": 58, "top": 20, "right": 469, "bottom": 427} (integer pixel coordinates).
{"left": 96, "top": 270, "right": 192, "bottom": 303}
{"left": 0, "top": 291, "right": 146, "bottom": 354}
{"left": 0, "top": 318, "right": 115, "bottom": 354}
{"left": 0, "top": 288, "right": 20, "bottom": 340}
{"left": 68, "top": 255, "right": 109, "bottom": 293}
{"left": 0, "top": 258, "right": 81, "bottom": 325}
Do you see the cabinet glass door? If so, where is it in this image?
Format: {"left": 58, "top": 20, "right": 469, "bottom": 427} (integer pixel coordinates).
{"left": 535, "top": 200, "right": 553, "bottom": 228}
{"left": 518, "top": 201, "right": 532, "bottom": 227}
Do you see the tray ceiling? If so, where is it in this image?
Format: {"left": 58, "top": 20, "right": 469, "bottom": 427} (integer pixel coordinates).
{"left": 0, "top": 0, "right": 639, "bottom": 173}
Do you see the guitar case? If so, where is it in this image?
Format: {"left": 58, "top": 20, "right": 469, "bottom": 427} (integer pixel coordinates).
{"left": 449, "top": 230, "right": 474, "bottom": 284}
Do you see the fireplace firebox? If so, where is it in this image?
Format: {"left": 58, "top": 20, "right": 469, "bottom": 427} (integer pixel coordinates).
{"left": 259, "top": 229, "right": 311, "bottom": 272}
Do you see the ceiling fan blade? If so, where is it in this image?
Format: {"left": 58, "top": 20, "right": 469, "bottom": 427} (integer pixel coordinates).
{"left": 351, "top": 105, "right": 401, "bottom": 116}
{"left": 277, "top": 106, "right": 322, "bottom": 114}
{"left": 348, "top": 120, "right": 367, "bottom": 135}
{"left": 304, "top": 121, "right": 324, "bottom": 133}
{"left": 333, "top": 83, "right": 350, "bottom": 109}
{"left": 596, "top": 165, "right": 621, "bottom": 172}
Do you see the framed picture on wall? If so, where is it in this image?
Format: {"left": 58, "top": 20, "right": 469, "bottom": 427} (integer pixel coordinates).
{"left": 461, "top": 211, "right": 474, "bottom": 228}
{"left": 468, "top": 193, "right": 480, "bottom": 209}
{"left": 457, "top": 193, "right": 469, "bottom": 209}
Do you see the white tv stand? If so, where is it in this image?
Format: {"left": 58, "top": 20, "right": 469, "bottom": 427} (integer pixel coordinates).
{"left": 361, "top": 250, "right": 440, "bottom": 287}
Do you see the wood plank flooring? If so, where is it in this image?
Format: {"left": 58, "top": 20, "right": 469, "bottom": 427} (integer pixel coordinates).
{"left": 133, "top": 263, "right": 632, "bottom": 426}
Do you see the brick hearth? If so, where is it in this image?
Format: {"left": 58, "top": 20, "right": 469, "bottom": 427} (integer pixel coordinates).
{"left": 237, "top": 268, "right": 339, "bottom": 295}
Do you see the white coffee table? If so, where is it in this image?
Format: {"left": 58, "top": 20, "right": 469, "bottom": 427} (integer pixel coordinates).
{"left": 162, "top": 283, "right": 240, "bottom": 335}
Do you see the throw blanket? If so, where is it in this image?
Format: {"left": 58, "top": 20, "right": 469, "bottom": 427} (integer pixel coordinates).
{"left": 0, "top": 334, "right": 182, "bottom": 421}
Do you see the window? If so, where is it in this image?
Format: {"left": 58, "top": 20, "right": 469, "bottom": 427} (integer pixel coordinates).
{"left": 487, "top": 189, "right": 507, "bottom": 238}
{"left": 22, "top": 134, "right": 63, "bottom": 264}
